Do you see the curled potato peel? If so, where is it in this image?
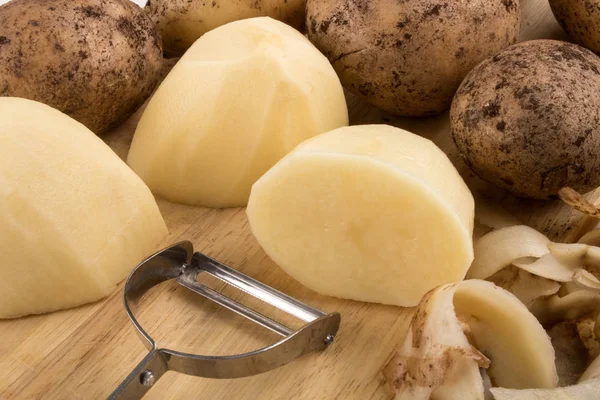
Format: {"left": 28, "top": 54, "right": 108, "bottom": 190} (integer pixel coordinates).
{"left": 383, "top": 280, "right": 557, "bottom": 399}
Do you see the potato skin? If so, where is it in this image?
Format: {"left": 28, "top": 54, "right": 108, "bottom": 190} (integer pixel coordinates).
{"left": 549, "top": 0, "right": 600, "bottom": 54}
{"left": 145, "top": 0, "right": 307, "bottom": 57}
{"left": 306, "top": 0, "right": 520, "bottom": 117}
{"left": 0, "top": 0, "right": 163, "bottom": 134}
{"left": 451, "top": 40, "right": 600, "bottom": 199}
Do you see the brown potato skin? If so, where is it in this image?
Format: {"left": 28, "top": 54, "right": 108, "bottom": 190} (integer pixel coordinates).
{"left": 451, "top": 40, "right": 600, "bottom": 199}
{"left": 145, "top": 0, "right": 307, "bottom": 57}
{"left": 306, "top": 0, "right": 520, "bottom": 117}
{"left": 0, "top": 0, "right": 163, "bottom": 134}
{"left": 550, "top": 0, "right": 600, "bottom": 54}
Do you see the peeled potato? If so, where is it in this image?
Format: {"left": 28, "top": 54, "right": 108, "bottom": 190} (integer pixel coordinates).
{"left": 128, "top": 17, "right": 349, "bottom": 208}
{"left": 247, "top": 125, "right": 474, "bottom": 307}
{"left": 0, "top": 98, "right": 167, "bottom": 318}
{"left": 549, "top": 0, "right": 600, "bottom": 54}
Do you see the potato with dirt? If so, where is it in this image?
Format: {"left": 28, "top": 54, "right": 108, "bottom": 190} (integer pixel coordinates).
{"left": 305, "top": 0, "right": 520, "bottom": 117}
{"left": 549, "top": 0, "right": 600, "bottom": 54}
{"left": 451, "top": 40, "right": 600, "bottom": 199}
{"left": 145, "top": 0, "right": 307, "bottom": 57}
{"left": 0, "top": 0, "right": 163, "bottom": 134}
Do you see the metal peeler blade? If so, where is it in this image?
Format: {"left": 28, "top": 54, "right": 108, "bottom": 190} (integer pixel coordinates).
{"left": 108, "top": 241, "right": 341, "bottom": 400}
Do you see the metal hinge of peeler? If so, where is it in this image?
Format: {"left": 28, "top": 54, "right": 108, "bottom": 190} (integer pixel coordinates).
{"left": 107, "top": 241, "right": 341, "bottom": 400}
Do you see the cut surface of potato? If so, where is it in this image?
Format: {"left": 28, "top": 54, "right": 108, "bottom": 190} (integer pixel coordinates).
{"left": 128, "top": 17, "right": 348, "bottom": 208}
{"left": 0, "top": 98, "right": 167, "bottom": 318}
{"left": 453, "top": 281, "right": 557, "bottom": 390}
{"left": 247, "top": 125, "right": 474, "bottom": 307}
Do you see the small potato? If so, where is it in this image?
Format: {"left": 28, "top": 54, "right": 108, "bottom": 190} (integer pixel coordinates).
{"left": 145, "top": 0, "right": 307, "bottom": 57}
{"left": 0, "top": 0, "right": 163, "bottom": 134}
{"left": 550, "top": 0, "right": 600, "bottom": 54}
{"left": 451, "top": 40, "right": 600, "bottom": 199}
{"left": 306, "top": 0, "right": 520, "bottom": 116}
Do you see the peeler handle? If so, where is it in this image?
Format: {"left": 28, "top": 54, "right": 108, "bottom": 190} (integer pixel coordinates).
{"left": 107, "top": 349, "right": 168, "bottom": 400}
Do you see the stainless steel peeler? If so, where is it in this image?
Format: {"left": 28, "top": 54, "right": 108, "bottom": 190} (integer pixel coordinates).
{"left": 108, "top": 241, "right": 341, "bottom": 400}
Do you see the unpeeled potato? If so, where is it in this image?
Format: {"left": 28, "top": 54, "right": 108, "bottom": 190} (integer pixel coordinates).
{"left": 247, "top": 125, "right": 474, "bottom": 307}
{"left": 145, "top": 0, "right": 307, "bottom": 57}
{"left": 451, "top": 40, "right": 600, "bottom": 199}
{"left": 0, "top": 0, "right": 163, "bottom": 134}
{"left": 306, "top": 0, "right": 520, "bottom": 116}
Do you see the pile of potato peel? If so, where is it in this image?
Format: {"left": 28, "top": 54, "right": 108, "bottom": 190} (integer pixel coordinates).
{"left": 383, "top": 195, "right": 600, "bottom": 399}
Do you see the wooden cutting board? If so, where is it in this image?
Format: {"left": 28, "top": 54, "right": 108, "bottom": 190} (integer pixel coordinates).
{"left": 1, "top": 1, "right": 597, "bottom": 399}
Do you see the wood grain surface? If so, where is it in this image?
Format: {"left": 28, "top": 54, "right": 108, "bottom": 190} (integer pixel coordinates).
{"left": 1, "top": 1, "right": 597, "bottom": 399}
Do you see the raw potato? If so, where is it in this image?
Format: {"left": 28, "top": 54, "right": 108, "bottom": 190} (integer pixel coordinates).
{"left": 145, "top": 0, "right": 307, "bottom": 57}
{"left": 383, "top": 280, "right": 557, "bottom": 399}
{"left": 549, "top": 0, "right": 600, "bottom": 54}
{"left": 451, "top": 40, "right": 600, "bottom": 199}
{"left": 0, "top": 98, "right": 167, "bottom": 318}
{"left": 0, "top": 0, "right": 163, "bottom": 134}
{"left": 306, "top": 0, "right": 520, "bottom": 116}
{"left": 247, "top": 125, "right": 474, "bottom": 307}
{"left": 128, "top": 17, "right": 348, "bottom": 208}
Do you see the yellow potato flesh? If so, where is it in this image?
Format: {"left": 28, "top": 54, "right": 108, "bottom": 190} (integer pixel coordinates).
{"left": 454, "top": 281, "right": 557, "bottom": 389}
{"left": 128, "top": 17, "right": 348, "bottom": 208}
{"left": 0, "top": 98, "right": 167, "bottom": 318}
{"left": 247, "top": 125, "right": 474, "bottom": 306}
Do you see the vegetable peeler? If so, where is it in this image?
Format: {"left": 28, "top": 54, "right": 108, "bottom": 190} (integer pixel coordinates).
{"left": 108, "top": 241, "right": 341, "bottom": 400}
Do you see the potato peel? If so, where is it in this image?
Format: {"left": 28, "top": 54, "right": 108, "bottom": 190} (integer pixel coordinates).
{"left": 468, "top": 226, "right": 550, "bottom": 280}
{"left": 559, "top": 187, "right": 600, "bottom": 218}
{"left": 383, "top": 280, "right": 557, "bottom": 399}
{"left": 573, "top": 270, "right": 600, "bottom": 293}
{"left": 529, "top": 291, "right": 600, "bottom": 325}
{"left": 467, "top": 197, "right": 600, "bottom": 397}
{"left": 488, "top": 267, "right": 560, "bottom": 306}
{"left": 576, "top": 317, "right": 600, "bottom": 361}
{"left": 471, "top": 225, "right": 600, "bottom": 293}
{"left": 514, "top": 253, "right": 579, "bottom": 282}
{"left": 383, "top": 287, "right": 488, "bottom": 400}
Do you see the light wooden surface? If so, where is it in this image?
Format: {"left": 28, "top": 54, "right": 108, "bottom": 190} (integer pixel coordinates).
{"left": 1, "top": 1, "right": 597, "bottom": 399}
